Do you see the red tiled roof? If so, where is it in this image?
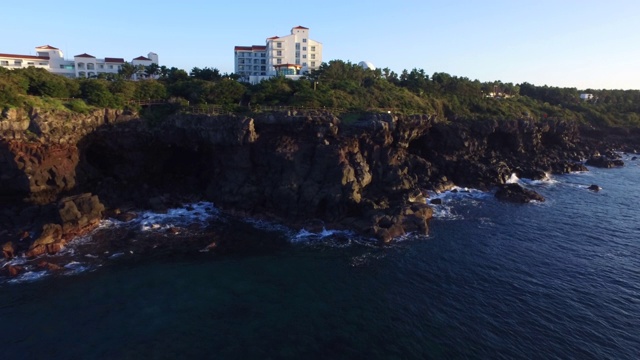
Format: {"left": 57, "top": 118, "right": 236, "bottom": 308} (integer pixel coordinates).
{"left": 133, "top": 56, "right": 151, "bottom": 61}
{"left": 36, "top": 45, "right": 59, "bottom": 50}
{"left": 104, "top": 57, "right": 125, "bottom": 63}
{"left": 293, "top": 26, "right": 309, "bottom": 30}
{"left": 0, "top": 53, "right": 49, "bottom": 60}
{"left": 75, "top": 53, "right": 95, "bottom": 58}
{"left": 235, "top": 46, "right": 266, "bottom": 51}
{"left": 267, "top": 36, "right": 279, "bottom": 40}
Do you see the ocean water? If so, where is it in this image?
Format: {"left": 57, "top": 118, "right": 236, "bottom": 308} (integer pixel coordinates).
{"left": 1, "top": 156, "right": 640, "bottom": 359}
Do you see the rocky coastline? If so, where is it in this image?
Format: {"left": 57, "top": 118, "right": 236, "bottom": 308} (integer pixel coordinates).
{"left": 0, "top": 107, "right": 633, "bottom": 273}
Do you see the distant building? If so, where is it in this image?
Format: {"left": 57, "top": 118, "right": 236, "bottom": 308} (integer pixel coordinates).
{"left": 358, "top": 61, "right": 376, "bottom": 71}
{"left": 234, "top": 26, "right": 323, "bottom": 84}
{"left": 0, "top": 45, "right": 158, "bottom": 79}
{"left": 580, "top": 93, "right": 594, "bottom": 101}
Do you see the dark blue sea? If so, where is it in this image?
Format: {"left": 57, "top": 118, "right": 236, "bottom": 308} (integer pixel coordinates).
{"left": 2, "top": 156, "right": 639, "bottom": 359}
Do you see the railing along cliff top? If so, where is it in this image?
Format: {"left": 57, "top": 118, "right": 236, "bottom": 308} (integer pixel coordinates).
{"left": 51, "top": 97, "right": 428, "bottom": 116}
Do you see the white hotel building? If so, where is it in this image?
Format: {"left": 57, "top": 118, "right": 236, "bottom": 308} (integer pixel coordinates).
{"left": 0, "top": 45, "right": 158, "bottom": 79}
{"left": 234, "top": 26, "right": 323, "bottom": 83}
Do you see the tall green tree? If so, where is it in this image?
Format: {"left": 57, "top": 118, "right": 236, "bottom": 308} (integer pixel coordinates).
{"left": 118, "top": 63, "right": 138, "bottom": 80}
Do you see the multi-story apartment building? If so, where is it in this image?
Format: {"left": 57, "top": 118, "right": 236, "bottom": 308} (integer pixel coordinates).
{"left": 234, "top": 26, "right": 323, "bottom": 83}
{"left": 0, "top": 45, "right": 158, "bottom": 79}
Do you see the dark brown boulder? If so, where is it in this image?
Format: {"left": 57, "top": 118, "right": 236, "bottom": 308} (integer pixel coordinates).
{"left": 37, "top": 261, "right": 63, "bottom": 271}
{"left": 2, "top": 264, "right": 22, "bottom": 277}
{"left": 586, "top": 156, "right": 624, "bottom": 168}
{"left": 495, "top": 183, "right": 545, "bottom": 203}
{"left": 26, "top": 223, "right": 64, "bottom": 258}
{"left": 588, "top": 184, "right": 601, "bottom": 192}
{"left": 57, "top": 193, "right": 105, "bottom": 237}
{"left": 2, "top": 241, "right": 15, "bottom": 259}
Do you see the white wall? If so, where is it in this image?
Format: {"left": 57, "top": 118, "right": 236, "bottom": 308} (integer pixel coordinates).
{"left": 240, "top": 26, "right": 323, "bottom": 81}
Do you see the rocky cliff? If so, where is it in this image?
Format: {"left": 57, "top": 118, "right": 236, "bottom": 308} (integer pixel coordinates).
{"left": 0, "top": 107, "right": 616, "bottom": 259}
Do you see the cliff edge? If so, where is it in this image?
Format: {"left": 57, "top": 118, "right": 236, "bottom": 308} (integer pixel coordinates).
{"left": 0, "top": 108, "right": 616, "bottom": 260}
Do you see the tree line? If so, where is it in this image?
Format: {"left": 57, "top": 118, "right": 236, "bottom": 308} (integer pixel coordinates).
{"left": 1, "top": 60, "right": 639, "bottom": 127}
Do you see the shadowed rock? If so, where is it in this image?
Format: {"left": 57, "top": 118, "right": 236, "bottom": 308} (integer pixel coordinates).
{"left": 495, "top": 183, "right": 545, "bottom": 203}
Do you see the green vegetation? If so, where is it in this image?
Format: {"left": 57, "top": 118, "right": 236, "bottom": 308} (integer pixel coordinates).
{"left": 1, "top": 61, "right": 639, "bottom": 128}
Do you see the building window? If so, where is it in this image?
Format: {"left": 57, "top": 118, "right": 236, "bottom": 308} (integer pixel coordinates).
{"left": 77, "top": 62, "right": 85, "bottom": 69}
{"left": 261, "top": 59, "right": 266, "bottom": 64}
{"left": 1, "top": 61, "right": 9, "bottom": 66}
{"left": 39, "top": 62, "right": 47, "bottom": 66}
{"left": 295, "top": 43, "right": 300, "bottom": 50}
{"left": 277, "top": 59, "right": 282, "bottom": 64}
{"left": 261, "top": 66, "right": 266, "bottom": 71}
{"left": 303, "top": 55, "right": 307, "bottom": 59}
{"left": 276, "top": 42, "right": 282, "bottom": 48}
{"left": 99, "top": 64, "right": 104, "bottom": 69}
{"left": 277, "top": 50, "right": 282, "bottom": 56}
{"left": 303, "top": 62, "right": 307, "bottom": 67}
{"left": 261, "top": 53, "right": 265, "bottom": 57}
{"left": 311, "top": 46, "right": 316, "bottom": 51}
{"left": 303, "top": 38, "right": 307, "bottom": 43}
{"left": 87, "top": 63, "right": 95, "bottom": 70}
{"left": 295, "top": 51, "right": 300, "bottom": 58}
{"left": 109, "top": 65, "right": 114, "bottom": 69}
{"left": 78, "top": 71, "right": 86, "bottom": 77}
{"left": 14, "top": 60, "right": 21, "bottom": 66}
{"left": 303, "top": 47, "right": 307, "bottom": 51}
{"left": 27, "top": 62, "right": 35, "bottom": 66}
{"left": 295, "top": 59, "right": 300, "bottom": 65}
{"left": 311, "top": 54, "right": 316, "bottom": 60}
{"left": 311, "top": 62, "right": 316, "bottom": 67}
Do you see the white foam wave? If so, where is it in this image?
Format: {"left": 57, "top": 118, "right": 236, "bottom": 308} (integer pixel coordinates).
{"left": 8, "top": 270, "right": 49, "bottom": 284}
{"left": 63, "top": 261, "right": 90, "bottom": 275}
{"left": 507, "top": 172, "right": 558, "bottom": 186}
{"left": 137, "top": 202, "right": 218, "bottom": 232}
{"left": 3, "top": 257, "right": 28, "bottom": 267}
{"left": 427, "top": 187, "right": 491, "bottom": 220}
{"left": 292, "top": 228, "right": 355, "bottom": 243}
{"left": 506, "top": 173, "right": 520, "bottom": 184}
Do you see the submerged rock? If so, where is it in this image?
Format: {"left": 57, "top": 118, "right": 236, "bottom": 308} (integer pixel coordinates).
{"left": 588, "top": 184, "right": 601, "bottom": 192}
{"left": 495, "top": 183, "right": 545, "bottom": 203}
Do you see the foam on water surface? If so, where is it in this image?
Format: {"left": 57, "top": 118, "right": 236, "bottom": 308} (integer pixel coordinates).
{"left": 136, "top": 202, "right": 218, "bottom": 232}
{"left": 428, "top": 186, "right": 491, "bottom": 220}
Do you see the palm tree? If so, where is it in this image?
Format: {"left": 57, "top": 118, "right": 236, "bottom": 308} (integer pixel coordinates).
{"left": 145, "top": 63, "right": 160, "bottom": 79}
{"left": 118, "top": 63, "right": 137, "bottom": 80}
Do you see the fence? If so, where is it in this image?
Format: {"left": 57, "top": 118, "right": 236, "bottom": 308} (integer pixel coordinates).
{"left": 52, "top": 97, "right": 424, "bottom": 116}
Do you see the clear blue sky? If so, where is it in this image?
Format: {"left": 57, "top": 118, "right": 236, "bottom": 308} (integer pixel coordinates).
{"left": 4, "top": 0, "right": 639, "bottom": 90}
